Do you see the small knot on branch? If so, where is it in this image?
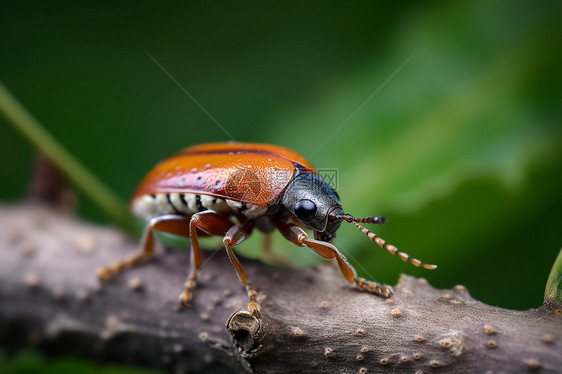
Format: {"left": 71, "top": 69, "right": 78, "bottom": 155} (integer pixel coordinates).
{"left": 226, "top": 310, "right": 262, "bottom": 354}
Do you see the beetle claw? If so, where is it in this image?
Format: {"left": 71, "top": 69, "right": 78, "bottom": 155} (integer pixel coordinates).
{"left": 97, "top": 267, "right": 114, "bottom": 283}
{"left": 178, "top": 291, "right": 194, "bottom": 308}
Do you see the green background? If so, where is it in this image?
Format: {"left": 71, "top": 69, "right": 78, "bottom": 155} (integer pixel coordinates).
{"left": 1, "top": 1, "right": 561, "bottom": 371}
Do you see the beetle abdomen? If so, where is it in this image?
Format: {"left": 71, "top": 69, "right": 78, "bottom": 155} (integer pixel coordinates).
{"left": 131, "top": 193, "right": 268, "bottom": 220}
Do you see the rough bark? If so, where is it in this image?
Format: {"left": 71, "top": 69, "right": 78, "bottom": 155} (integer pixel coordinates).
{"left": 0, "top": 203, "right": 561, "bottom": 373}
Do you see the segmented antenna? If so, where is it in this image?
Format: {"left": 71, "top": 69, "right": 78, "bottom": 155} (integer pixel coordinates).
{"left": 353, "top": 221, "right": 437, "bottom": 269}
{"left": 339, "top": 214, "right": 387, "bottom": 224}
{"left": 331, "top": 212, "right": 437, "bottom": 269}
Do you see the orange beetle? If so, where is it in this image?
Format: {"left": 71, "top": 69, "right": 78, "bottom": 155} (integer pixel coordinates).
{"left": 99, "top": 142, "right": 436, "bottom": 316}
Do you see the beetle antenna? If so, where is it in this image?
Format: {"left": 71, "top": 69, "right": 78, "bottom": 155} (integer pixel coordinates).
{"left": 338, "top": 213, "right": 387, "bottom": 224}
{"left": 350, "top": 221, "right": 437, "bottom": 270}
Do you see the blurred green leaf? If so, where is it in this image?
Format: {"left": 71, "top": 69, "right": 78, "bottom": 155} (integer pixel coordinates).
{"left": 267, "top": 1, "right": 562, "bottom": 309}
{"left": 0, "top": 349, "right": 161, "bottom": 374}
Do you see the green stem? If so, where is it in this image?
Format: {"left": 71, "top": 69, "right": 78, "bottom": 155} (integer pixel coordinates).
{"left": 545, "top": 248, "right": 562, "bottom": 304}
{"left": 0, "top": 81, "right": 140, "bottom": 236}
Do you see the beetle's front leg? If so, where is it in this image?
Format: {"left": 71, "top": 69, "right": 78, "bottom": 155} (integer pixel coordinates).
{"left": 277, "top": 222, "right": 393, "bottom": 298}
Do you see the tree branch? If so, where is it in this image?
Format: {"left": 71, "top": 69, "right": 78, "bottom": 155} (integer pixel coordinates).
{"left": 1, "top": 203, "right": 561, "bottom": 373}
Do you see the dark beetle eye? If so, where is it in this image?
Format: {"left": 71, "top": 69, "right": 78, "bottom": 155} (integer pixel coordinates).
{"left": 294, "top": 199, "right": 317, "bottom": 221}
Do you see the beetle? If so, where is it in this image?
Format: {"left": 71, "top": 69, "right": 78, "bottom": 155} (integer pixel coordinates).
{"left": 98, "top": 142, "right": 436, "bottom": 316}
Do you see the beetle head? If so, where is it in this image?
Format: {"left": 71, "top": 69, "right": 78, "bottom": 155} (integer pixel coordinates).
{"left": 281, "top": 171, "right": 390, "bottom": 243}
{"left": 281, "top": 170, "right": 438, "bottom": 270}
{"left": 281, "top": 172, "right": 343, "bottom": 236}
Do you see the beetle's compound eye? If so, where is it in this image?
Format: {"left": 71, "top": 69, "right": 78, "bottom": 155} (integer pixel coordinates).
{"left": 294, "top": 199, "right": 317, "bottom": 221}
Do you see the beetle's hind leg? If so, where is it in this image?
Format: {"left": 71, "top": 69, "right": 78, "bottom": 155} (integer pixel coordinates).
{"left": 98, "top": 214, "right": 188, "bottom": 282}
{"left": 277, "top": 222, "right": 393, "bottom": 298}
{"left": 262, "top": 233, "right": 295, "bottom": 268}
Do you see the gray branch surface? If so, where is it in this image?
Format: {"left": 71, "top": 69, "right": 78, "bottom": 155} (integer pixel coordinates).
{"left": 0, "top": 203, "right": 561, "bottom": 373}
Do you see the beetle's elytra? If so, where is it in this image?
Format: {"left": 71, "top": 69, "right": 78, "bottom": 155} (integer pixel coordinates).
{"left": 99, "top": 142, "right": 436, "bottom": 316}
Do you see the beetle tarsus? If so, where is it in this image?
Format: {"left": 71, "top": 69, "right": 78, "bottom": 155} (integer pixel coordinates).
{"left": 178, "top": 291, "right": 193, "bottom": 308}
{"left": 355, "top": 277, "right": 393, "bottom": 298}
{"left": 178, "top": 272, "right": 198, "bottom": 308}
{"left": 97, "top": 267, "right": 114, "bottom": 283}
{"left": 246, "top": 282, "right": 262, "bottom": 317}
{"left": 97, "top": 262, "right": 127, "bottom": 282}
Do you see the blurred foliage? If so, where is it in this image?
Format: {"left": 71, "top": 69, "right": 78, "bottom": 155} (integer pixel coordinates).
{"left": 0, "top": 349, "right": 159, "bottom": 374}
{"left": 1, "top": 3, "right": 561, "bottom": 371}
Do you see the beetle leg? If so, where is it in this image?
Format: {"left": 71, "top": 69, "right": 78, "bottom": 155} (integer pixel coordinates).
{"left": 178, "top": 211, "right": 236, "bottom": 307}
{"left": 262, "top": 233, "right": 295, "bottom": 268}
{"left": 179, "top": 213, "right": 259, "bottom": 314}
{"left": 98, "top": 214, "right": 188, "bottom": 282}
{"left": 223, "top": 222, "right": 261, "bottom": 316}
{"left": 277, "top": 222, "right": 393, "bottom": 298}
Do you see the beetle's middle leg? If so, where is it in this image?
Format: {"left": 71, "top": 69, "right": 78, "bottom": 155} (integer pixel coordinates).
{"left": 179, "top": 212, "right": 259, "bottom": 315}
{"left": 277, "top": 222, "right": 393, "bottom": 298}
{"left": 222, "top": 221, "right": 261, "bottom": 316}
{"left": 178, "top": 211, "right": 236, "bottom": 307}
{"left": 180, "top": 212, "right": 260, "bottom": 314}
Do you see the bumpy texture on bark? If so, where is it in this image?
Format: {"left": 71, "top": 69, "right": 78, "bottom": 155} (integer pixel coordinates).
{"left": 0, "top": 203, "right": 561, "bottom": 373}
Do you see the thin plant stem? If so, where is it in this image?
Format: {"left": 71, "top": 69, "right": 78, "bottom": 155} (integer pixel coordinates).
{"left": 0, "top": 81, "right": 140, "bottom": 236}
{"left": 545, "top": 248, "right": 562, "bottom": 304}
